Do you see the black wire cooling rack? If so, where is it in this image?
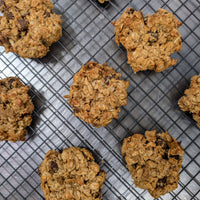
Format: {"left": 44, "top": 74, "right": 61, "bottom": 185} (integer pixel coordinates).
{"left": 0, "top": 0, "right": 200, "bottom": 199}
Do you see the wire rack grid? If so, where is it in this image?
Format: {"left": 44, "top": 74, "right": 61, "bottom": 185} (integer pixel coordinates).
{"left": 0, "top": 0, "right": 200, "bottom": 199}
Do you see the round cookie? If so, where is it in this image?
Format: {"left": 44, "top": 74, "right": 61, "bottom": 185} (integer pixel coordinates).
{"left": 65, "top": 61, "right": 129, "bottom": 128}
{"left": 0, "top": 77, "right": 34, "bottom": 142}
{"left": 112, "top": 8, "right": 182, "bottom": 73}
{"left": 0, "top": 0, "right": 62, "bottom": 58}
{"left": 38, "top": 147, "right": 106, "bottom": 200}
{"left": 121, "top": 130, "right": 184, "bottom": 198}
{"left": 178, "top": 74, "right": 200, "bottom": 127}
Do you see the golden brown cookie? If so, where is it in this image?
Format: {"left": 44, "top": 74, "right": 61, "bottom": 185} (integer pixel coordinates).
{"left": 0, "top": 77, "right": 34, "bottom": 142}
{"left": 64, "top": 61, "right": 129, "bottom": 128}
{"left": 178, "top": 74, "right": 200, "bottom": 127}
{"left": 112, "top": 8, "right": 182, "bottom": 73}
{"left": 0, "top": 0, "right": 62, "bottom": 58}
{"left": 38, "top": 147, "right": 106, "bottom": 200}
{"left": 121, "top": 130, "right": 184, "bottom": 198}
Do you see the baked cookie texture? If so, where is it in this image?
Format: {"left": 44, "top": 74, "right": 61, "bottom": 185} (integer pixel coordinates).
{"left": 178, "top": 74, "right": 200, "bottom": 127}
{"left": 112, "top": 8, "right": 182, "bottom": 73}
{"left": 0, "top": 77, "right": 34, "bottom": 142}
{"left": 65, "top": 61, "right": 129, "bottom": 128}
{"left": 0, "top": 0, "right": 62, "bottom": 58}
{"left": 38, "top": 147, "right": 106, "bottom": 200}
{"left": 121, "top": 130, "right": 184, "bottom": 198}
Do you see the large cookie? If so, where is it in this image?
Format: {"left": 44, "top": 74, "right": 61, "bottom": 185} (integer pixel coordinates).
{"left": 121, "top": 130, "right": 184, "bottom": 198}
{"left": 65, "top": 61, "right": 129, "bottom": 127}
{"left": 178, "top": 74, "right": 200, "bottom": 127}
{"left": 0, "top": 77, "right": 34, "bottom": 142}
{"left": 112, "top": 8, "right": 182, "bottom": 73}
{"left": 0, "top": 0, "right": 62, "bottom": 58}
{"left": 38, "top": 147, "right": 106, "bottom": 200}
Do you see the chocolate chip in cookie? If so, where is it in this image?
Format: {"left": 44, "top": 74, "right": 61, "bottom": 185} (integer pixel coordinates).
{"left": 178, "top": 74, "right": 200, "bottom": 128}
{"left": 18, "top": 19, "right": 28, "bottom": 31}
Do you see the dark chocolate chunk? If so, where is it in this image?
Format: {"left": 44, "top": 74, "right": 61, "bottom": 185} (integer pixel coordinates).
{"left": 156, "top": 137, "right": 169, "bottom": 150}
{"left": 162, "top": 152, "right": 168, "bottom": 160}
{"left": 156, "top": 176, "right": 167, "bottom": 188}
{"left": 5, "top": 11, "right": 14, "bottom": 20}
{"left": 18, "top": 19, "right": 28, "bottom": 31}
{"left": 44, "top": 11, "right": 50, "bottom": 18}
{"left": 49, "top": 161, "right": 58, "bottom": 173}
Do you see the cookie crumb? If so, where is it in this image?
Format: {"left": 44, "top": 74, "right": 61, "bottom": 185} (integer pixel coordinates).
{"left": 178, "top": 74, "right": 200, "bottom": 127}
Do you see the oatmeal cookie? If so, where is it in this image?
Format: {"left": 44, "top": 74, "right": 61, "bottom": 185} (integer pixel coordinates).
{"left": 38, "top": 147, "right": 106, "bottom": 200}
{"left": 64, "top": 61, "right": 129, "bottom": 128}
{"left": 0, "top": 0, "right": 62, "bottom": 58}
{"left": 122, "top": 130, "right": 184, "bottom": 198}
{"left": 112, "top": 8, "right": 182, "bottom": 73}
{"left": 0, "top": 77, "right": 34, "bottom": 142}
{"left": 178, "top": 74, "right": 200, "bottom": 127}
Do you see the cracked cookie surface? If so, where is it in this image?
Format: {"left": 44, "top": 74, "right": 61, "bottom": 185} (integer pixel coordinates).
{"left": 65, "top": 61, "right": 129, "bottom": 128}
{"left": 178, "top": 74, "right": 200, "bottom": 127}
{"left": 112, "top": 8, "right": 182, "bottom": 73}
{"left": 0, "top": 77, "right": 34, "bottom": 142}
{"left": 38, "top": 147, "right": 106, "bottom": 200}
{"left": 122, "top": 130, "right": 184, "bottom": 198}
{"left": 0, "top": 0, "right": 62, "bottom": 58}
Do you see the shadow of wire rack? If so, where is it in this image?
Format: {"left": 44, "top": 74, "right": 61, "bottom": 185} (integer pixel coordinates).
{"left": 0, "top": 0, "right": 200, "bottom": 199}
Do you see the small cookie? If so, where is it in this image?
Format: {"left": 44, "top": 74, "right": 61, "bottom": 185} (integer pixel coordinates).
{"left": 0, "top": 77, "right": 34, "bottom": 142}
{"left": 121, "top": 130, "right": 184, "bottom": 198}
{"left": 38, "top": 147, "right": 106, "bottom": 200}
{"left": 65, "top": 61, "right": 129, "bottom": 127}
{"left": 112, "top": 8, "right": 182, "bottom": 73}
{"left": 0, "top": 0, "right": 62, "bottom": 58}
{"left": 178, "top": 74, "right": 200, "bottom": 127}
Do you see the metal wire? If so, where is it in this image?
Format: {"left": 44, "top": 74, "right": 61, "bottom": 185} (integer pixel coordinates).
{"left": 0, "top": 0, "right": 200, "bottom": 199}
